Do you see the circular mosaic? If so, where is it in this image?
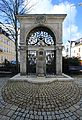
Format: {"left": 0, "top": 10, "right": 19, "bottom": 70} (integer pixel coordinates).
{"left": 2, "top": 80, "right": 81, "bottom": 112}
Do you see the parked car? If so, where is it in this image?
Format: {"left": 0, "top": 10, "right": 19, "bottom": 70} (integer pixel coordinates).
{"left": 11, "top": 61, "right": 16, "bottom": 65}
{"left": 69, "top": 65, "right": 82, "bottom": 72}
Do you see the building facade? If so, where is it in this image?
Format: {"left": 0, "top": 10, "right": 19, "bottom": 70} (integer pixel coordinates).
{"left": 0, "top": 27, "right": 15, "bottom": 63}
{"left": 71, "top": 38, "right": 82, "bottom": 64}
{"left": 63, "top": 38, "right": 82, "bottom": 64}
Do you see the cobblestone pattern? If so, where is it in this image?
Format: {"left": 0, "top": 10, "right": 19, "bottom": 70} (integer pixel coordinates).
{"left": 0, "top": 78, "right": 82, "bottom": 120}
{"left": 0, "top": 80, "right": 81, "bottom": 120}
{"left": 2, "top": 81, "right": 81, "bottom": 111}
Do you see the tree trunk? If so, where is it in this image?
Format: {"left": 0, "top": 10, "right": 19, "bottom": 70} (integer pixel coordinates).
{"left": 15, "top": 11, "right": 19, "bottom": 73}
{"left": 15, "top": 0, "right": 19, "bottom": 73}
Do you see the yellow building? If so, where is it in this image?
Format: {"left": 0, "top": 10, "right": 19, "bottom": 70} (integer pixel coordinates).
{"left": 0, "top": 27, "right": 15, "bottom": 63}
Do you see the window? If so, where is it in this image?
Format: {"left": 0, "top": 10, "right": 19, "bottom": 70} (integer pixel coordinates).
{"left": 79, "top": 48, "right": 80, "bottom": 52}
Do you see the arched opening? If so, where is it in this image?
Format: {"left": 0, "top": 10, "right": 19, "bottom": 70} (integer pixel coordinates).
{"left": 26, "top": 26, "right": 56, "bottom": 76}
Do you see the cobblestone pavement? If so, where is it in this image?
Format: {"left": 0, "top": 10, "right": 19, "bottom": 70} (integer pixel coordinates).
{"left": 0, "top": 77, "right": 82, "bottom": 120}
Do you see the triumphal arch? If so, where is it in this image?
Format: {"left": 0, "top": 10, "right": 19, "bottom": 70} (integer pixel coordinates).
{"left": 17, "top": 14, "right": 66, "bottom": 76}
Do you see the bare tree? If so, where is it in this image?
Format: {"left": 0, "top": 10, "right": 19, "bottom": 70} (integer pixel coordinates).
{"left": 0, "top": 0, "right": 34, "bottom": 72}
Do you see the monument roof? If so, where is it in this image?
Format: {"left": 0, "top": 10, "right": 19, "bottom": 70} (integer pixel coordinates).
{"left": 17, "top": 14, "right": 67, "bottom": 19}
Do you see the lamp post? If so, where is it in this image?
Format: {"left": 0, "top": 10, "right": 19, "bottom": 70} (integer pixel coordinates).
{"left": 69, "top": 4, "right": 74, "bottom": 57}
{"left": 69, "top": 2, "right": 82, "bottom": 57}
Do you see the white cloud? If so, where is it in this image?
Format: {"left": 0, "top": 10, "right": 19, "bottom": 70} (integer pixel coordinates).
{"left": 26, "top": 0, "right": 82, "bottom": 44}
{"left": 27, "top": 0, "right": 53, "bottom": 14}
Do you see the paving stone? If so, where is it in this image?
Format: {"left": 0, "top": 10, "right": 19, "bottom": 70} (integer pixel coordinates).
{"left": 0, "top": 115, "right": 3, "bottom": 118}
{"left": 68, "top": 111, "right": 73, "bottom": 116}
{"left": 65, "top": 113, "right": 70, "bottom": 117}
{"left": 60, "top": 113, "right": 65, "bottom": 118}
{"left": 80, "top": 117, "right": 82, "bottom": 120}
{"left": 17, "top": 112, "right": 23, "bottom": 116}
{"left": 19, "top": 117, "right": 25, "bottom": 120}
{"left": 42, "top": 112, "right": 46, "bottom": 116}
{"left": 1, "top": 116, "right": 10, "bottom": 120}
{"left": 5, "top": 104, "right": 12, "bottom": 109}
{"left": 21, "top": 109, "right": 25, "bottom": 113}
{"left": 56, "top": 114, "right": 61, "bottom": 119}
{"left": 80, "top": 108, "right": 82, "bottom": 111}
{"left": 80, "top": 104, "right": 82, "bottom": 107}
{"left": 26, "top": 113, "right": 30, "bottom": 118}
{"left": 76, "top": 109, "right": 82, "bottom": 116}
{"left": 29, "top": 110, "right": 34, "bottom": 115}
{"left": 0, "top": 77, "right": 82, "bottom": 119}
{"left": 47, "top": 112, "right": 51, "bottom": 115}
{"left": 34, "top": 111, "right": 37, "bottom": 115}
{"left": 0, "top": 104, "right": 4, "bottom": 108}
{"left": 47, "top": 115, "right": 52, "bottom": 120}
{"left": 51, "top": 112, "right": 55, "bottom": 115}
{"left": 67, "top": 116, "right": 74, "bottom": 120}
{"left": 69, "top": 106, "right": 76, "bottom": 112}
{"left": 0, "top": 108, "right": 10, "bottom": 116}
{"left": 38, "top": 111, "right": 42, "bottom": 115}
{"left": 11, "top": 105, "right": 18, "bottom": 110}
{"left": 34, "top": 115, "right": 40, "bottom": 119}
{"left": 71, "top": 115, "right": 78, "bottom": 119}
{"left": 11, "top": 114, "right": 17, "bottom": 119}
{"left": 2, "top": 80, "right": 81, "bottom": 112}
{"left": 38, "top": 115, "right": 44, "bottom": 120}
{"left": 14, "top": 116, "right": 21, "bottom": 120}
{"left": 7, "top": 110, "right": 15, "bottom": 117}
{"left": 22, "top": 113, "right": 26, "bottom": 117}
{"left": 44, "top": 115, "right": 48, "bottom": 120}
{"left": 30, "top": 114, "right": 34, "bottom": 119}
{"left": 14, "top": 111, "right": 19, "bottom": 115}
{"left": 52, "top": 115, "right": 56, "bottom": 119}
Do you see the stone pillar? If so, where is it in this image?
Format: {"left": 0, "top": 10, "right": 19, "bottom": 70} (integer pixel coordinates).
{"left": 20, "top": 47, "right": 27, "bottom": 75}
{"left": 56, "top": 44, "right": 62, "bottom": 75}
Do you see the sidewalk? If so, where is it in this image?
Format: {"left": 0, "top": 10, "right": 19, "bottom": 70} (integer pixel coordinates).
{"left": 0, "top": 76, "right": 82, "bottom": 120}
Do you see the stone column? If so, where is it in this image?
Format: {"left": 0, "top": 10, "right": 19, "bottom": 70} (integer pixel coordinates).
{"left": 19, "top": 22, "right": 27, "bottom": 76}
{"left": 20, "top": 46, "right": 27, "bottom": 75}
{"left": 56, "top": 44, "right": 62, "bottom": 75}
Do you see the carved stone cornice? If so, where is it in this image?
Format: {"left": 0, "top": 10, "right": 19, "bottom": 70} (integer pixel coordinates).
{"left": 20, "top": 42, "right": 26, "bottom": 46}
{"left": 19, "top": 44, "right": 63, "bottom": 51}
{"left": 56, "top": 45, "right": 64, "bottom": 50}
{"left": 35, "top": 15, "right": 46, "bottom": 24}
{"left": 19, "top": 45, "right": 27, "bottom": 51}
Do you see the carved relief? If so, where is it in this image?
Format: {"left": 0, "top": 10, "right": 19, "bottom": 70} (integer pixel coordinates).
{"left": 35, "top": 15, "right": 46, "bottom": 24}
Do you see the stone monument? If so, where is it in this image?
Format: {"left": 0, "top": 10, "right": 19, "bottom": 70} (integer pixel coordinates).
{"left": 17, "top": 14, "right": 66, "bottom": 76}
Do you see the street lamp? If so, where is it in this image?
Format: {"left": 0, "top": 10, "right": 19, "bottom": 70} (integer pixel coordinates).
{"left": 69, "top": 2, "right": 82, "bottom": 57}
{"left": 69, "top": 4, "right": 74, "bottom": 57}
